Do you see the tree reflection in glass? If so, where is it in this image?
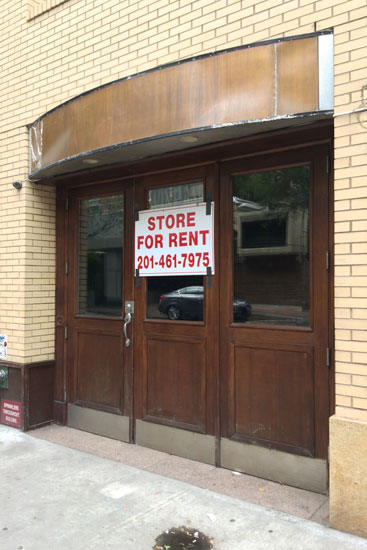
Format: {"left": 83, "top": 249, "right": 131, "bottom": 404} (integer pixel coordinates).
{"left": 78, "top": 195, "right": 124, "bottom": 316}
{"left": 233, "top": 166, "right": 310, "bottom": 326}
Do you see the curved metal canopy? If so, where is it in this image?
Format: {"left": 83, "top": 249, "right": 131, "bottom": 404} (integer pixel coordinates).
{"left": 29, "top": 32, "right": 333, "bottom": 181}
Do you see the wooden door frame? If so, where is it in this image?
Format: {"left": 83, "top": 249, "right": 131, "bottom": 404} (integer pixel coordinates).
{"left": 54, "top": 180, "right": 135, "bottom": 435}
{"left": 217, "top": 143, "right": 333, "bottom": 492}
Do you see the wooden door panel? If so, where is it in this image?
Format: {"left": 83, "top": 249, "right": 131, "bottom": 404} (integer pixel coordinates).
{"left": 228, "top": 342, "right": 314, "bottom": 455}
{"left": 66, "top": 181, "right": 134, "bottom": 436}
{"left": 134, "top": 164, "right": 220, "bottom": 446}
{"left": 220, "top": 144, "right": 330, "bottom": 460}
{"left": 144, "top": 335, "right": 206, "bottom": 432}
{"left": 74, "top": 328, "right": 123, "bottom": 412}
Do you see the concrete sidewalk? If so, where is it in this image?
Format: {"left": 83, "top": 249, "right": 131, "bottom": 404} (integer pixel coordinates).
{"left": 1, "top": 425, "right": 366, "bottom": 550}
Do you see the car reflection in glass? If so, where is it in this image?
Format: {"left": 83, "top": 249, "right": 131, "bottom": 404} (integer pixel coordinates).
{"left": 158, "top": 286, "right": 251, "bottom": 322}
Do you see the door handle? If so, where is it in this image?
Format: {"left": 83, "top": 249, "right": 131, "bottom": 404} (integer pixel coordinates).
{"left": 123, "top": 312, "right": 132, "bottom": 348}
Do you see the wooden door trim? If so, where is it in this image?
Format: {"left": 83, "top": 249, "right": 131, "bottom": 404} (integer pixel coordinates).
{"left": 328, "top": 142, "right": 335, "bottom": 418}
{"left": 54, "top": 185, "right": 69, "bottom": 424}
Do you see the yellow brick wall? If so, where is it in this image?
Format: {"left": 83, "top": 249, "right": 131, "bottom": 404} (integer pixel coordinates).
{"left": 333, "top": 12, "right": 367, "bottom": 423}
{"left": 0, "top": 0, "right": 366, "bottom": 432}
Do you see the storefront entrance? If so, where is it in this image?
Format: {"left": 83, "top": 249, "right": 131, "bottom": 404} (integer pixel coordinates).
{"left": 61, "top": 136, "right": 331, "bottom": 493}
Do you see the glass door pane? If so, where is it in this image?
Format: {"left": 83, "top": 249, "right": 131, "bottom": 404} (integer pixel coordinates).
{"left": 78, "top": 194, "right": 124, "bottom": 316}
{"left": 233, "top": 166, "right": 310, "bottom": 326}
{"left": 145, "top": 182, "right": 205, "bottom": 320}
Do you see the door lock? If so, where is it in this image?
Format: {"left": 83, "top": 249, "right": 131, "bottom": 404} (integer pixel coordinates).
{"left": 125, "top": 301, "right": 134, "bottom": 314}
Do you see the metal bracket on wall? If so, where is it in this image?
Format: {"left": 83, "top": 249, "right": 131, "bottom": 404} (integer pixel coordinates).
{"left": 326, "top": 347, "right": 330, "bottom": 368}
{"left": 135, "top": 268, "right": 140, "bottom": 287}
{"left": 135, "top": 204, "right": 140, "bottom": 221}
{"left": 206, "top": 192, "right": 212, "bottom": 215}
{"left": 207, "top": 266, "right": 212, "bottom": 288}
{"left": 0, "top": 366, "right": 9, "bottom": 389}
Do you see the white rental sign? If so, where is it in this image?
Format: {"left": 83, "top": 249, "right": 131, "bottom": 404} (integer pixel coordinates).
{"left": 135, "top": 203, "right": 214, "bottom": 276}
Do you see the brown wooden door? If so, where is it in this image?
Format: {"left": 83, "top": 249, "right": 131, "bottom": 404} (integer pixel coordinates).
{"left": 61, "top": 139, "right": 330, "bottom": 491}
{"left": 219, "top": 146, "right": 330, "bottom": 492}
{"left": 66, "top": 181, "right": 135, "bottom": 441}
{"left": 133, "top": 165, "right": 220, "bottom": 464}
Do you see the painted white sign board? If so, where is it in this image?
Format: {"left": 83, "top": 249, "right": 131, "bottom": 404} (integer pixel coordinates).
{"left": 0, "top": 335, "right": 8, "bottom": 360}
{"left": 135, "top": 203, "right": 214, "bottom": 276}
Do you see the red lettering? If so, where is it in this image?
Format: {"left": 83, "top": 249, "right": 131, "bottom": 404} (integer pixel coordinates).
{"left": 179, "top": 232, "right": 187, "bottom": 246}
{"left": 199, "top": 229, "right": 209, "bottom": 245}
{"left": 147, "top": 216, "right": 155, "bottom": 231}
{"left": 187, "top": 212, "right": 195, "bottom": 227}
{"left": 137, "top": 235, "right": 144, "bottom": 249}
{"left": 145, "top": 235, "right": 154, "bottom": 249}
{"left": 148, "top": 211, "right": 197, "bottom": 232}
{"left": 138, "top": 234, "right": 164, "bottom": 249}
{"left": 156, "top": 215, "right": 164, "bottom": 230}
{"left": 188, "top": 232, "right": 198, "bottom": 246}
{"left": 155, "top": 234, "right": 163, "bottom": 248}
{"left": 166, "top": 215, "right": 175, "bottom": 229}
{"left": 169, "top": 233, "right": 177, "bottom": 247}
{"left": 176, "top": 213, "right": 185, "bottom": 228}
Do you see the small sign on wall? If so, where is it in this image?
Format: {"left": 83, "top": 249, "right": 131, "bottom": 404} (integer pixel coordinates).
{"left": 1, "top": 399, "right": 21, "bottom": 428}
{"left": 0, "top": 335, "right": 8, "bottom": 360}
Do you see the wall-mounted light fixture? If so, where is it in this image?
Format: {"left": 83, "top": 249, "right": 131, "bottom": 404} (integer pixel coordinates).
{"left": 12, "top": 180, "right": 22, "bottom": 190}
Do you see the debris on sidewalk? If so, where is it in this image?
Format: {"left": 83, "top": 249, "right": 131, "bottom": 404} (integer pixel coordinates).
{"left": 154, "top": 526, "right": 214, "bottom": 550}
